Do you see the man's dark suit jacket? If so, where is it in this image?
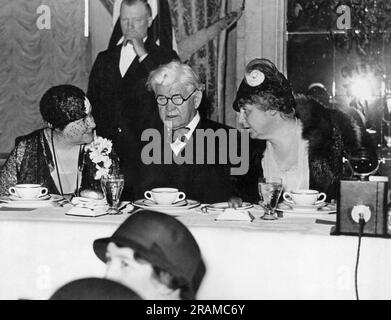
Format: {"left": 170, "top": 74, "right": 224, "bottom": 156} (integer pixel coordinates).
{"left": 87, "top": 38, "right": 179, "bottom": 158}
{"left": 119, "top": 115, "right": 263, "bottom": 204}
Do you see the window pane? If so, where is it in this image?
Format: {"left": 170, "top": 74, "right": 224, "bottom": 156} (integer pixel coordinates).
{"left": 287, "top": 34, "right": 334, "bottom": 97}
{"left": 286, "top": 1, "right": 391, "bottom": 148}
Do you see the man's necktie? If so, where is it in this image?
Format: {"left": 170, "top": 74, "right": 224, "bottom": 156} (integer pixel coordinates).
{"left": 172, "top": 127, "right": 190, "bottom": 142}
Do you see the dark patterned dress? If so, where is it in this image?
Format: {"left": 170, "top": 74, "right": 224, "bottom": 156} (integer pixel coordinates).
{"left": 0, "top": 129, "right": 120, "bottom": 197}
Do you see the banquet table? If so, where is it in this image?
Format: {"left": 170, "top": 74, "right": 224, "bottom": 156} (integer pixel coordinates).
{"left": 0, "top": 203, "right": 390, "bottom": 300}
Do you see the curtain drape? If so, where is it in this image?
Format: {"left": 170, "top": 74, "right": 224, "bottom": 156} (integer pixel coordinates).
{"left": 0, "top": 0, "right": 89, "bottom": 153}
{"left": 234, "top": 0, "right": 286, "bottom": 128}
{"left": 169, "top": 0, "right": 223, "bottom": 119}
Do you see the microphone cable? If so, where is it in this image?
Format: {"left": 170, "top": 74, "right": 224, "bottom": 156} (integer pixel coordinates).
{"left": 354, "top": 215, "right": 366, "bottom": 300}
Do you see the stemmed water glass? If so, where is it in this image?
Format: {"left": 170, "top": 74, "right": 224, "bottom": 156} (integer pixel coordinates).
{"left": 101, "top": 174, "right": 125, "bottom": 215}
{"left": 258, "top": 177, "right": 283, "bottom": 220}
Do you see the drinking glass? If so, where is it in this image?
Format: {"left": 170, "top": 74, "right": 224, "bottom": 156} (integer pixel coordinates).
{"left": 101, "top": 174, "right": 125, "bottom": 215}
{"left": 258, "top": 177, "right": 283, "bottom": 220}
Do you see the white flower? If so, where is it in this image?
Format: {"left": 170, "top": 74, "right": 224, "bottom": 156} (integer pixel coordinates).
{"left": 92, "top": 137, "right": 112, "bottom": 154}
{"left": 87, "top": 135, "right": 114, "bottom": 180}
{"left": 103, "top": 157, "right": 112, "bottom": 168}
{"left": 245, "top": 70, "right": 265, "bottom": 87}
{"left": 89, "top": 150, "right": 103, "bottom": 163}
{"left": 100, "top": 138, "right": 112, "bottom": 155}
{"left": 92, "top": 154, "right": 107, "bottom": 165}
{"left": 95, "top": 167, "right": 110, "bottom": 180}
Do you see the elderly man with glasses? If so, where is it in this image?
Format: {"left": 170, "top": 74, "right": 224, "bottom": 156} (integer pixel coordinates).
{"left": 120, "top": 61, "right": 260, "bottom": 203}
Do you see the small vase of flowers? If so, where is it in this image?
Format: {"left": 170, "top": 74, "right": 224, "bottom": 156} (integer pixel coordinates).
{"left": 85, "top": 135, "right": 113, "bottom": 180}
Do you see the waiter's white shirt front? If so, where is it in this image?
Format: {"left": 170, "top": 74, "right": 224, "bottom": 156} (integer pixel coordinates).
{"left": 117, "top": 36, "right": 148, "bottom": 77}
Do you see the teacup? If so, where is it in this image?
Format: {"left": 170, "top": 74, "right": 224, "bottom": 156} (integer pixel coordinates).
{"left": 283, "top": 189, "right": 326, "bottom": 206}
{"left": 144, "top": 188, "right": 186, "bottom": 205}
{"left": 8, "top": 184, "right": 48, "bottom": 199}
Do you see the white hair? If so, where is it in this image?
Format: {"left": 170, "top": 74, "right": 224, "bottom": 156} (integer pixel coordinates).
{"left": 147, "top": 61, "right": 204, "bottom": 93}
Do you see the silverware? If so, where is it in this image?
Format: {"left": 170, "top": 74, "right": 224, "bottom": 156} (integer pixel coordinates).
{"left": 118, "top": 202, "right": 134, "bottom": 212}
{"left": 54, "top": 199, "right": 74, "bottom": 207}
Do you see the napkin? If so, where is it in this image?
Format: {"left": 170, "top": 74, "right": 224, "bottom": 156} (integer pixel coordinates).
{"left": 66, "top": 197, "right": 108, "bottom": 217}
{"left": 71, "top": 197, "right": 107, "bottom": 207}
{"left": 66, "top": 206, "right": 107, "bottom": 217}
{"left": 215, "top": 208, "right": 254, "bottom": 222}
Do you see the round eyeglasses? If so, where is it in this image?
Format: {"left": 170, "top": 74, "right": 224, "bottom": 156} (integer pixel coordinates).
{"left": 156, "top": 88, "right": 198, "bottom": 106}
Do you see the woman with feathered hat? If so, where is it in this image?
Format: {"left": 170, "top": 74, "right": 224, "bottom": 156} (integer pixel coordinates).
{"left": 233, "top": 58, "right": 362, "bottom": 200}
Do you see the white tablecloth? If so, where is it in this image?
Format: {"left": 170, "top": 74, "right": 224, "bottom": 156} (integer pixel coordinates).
{"left": 0, "top": 205, "right": 390, "bottom": 300}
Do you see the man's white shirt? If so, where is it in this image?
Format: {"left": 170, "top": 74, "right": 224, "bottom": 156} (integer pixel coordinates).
{"left": 117, "top": 36, "right": 148, "bottom": 77}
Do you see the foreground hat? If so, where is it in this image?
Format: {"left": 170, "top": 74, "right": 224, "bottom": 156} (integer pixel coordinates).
{"left": 93, "top": 211, "right": 206, "bottom": 299}
{"left": 233, "top": 58, "right": 296, "bottom": 112}
{"left": 50, "top": 278, "right": 142, "bottom": 300}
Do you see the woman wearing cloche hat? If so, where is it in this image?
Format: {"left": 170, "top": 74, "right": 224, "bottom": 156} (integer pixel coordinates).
{"left": 0, "top": 84, "right": 120, "bottom": 198}
{"left": 93, "top": 210, "right": 206, "bottom": 300}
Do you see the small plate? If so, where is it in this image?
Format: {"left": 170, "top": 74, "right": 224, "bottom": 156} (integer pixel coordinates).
{"left": 133, "top": 199, "right": 200, "bottom": 214}
{"left": 277, "top": 202, "right": 336, "bottom": 215}
{"left": 142, "top": 199, "right": 187, "bottom": 208}
{"left": 1, "top": 194, "right": 64, "bottom": 208}
{"left": 283, "top": 201, "right": 327, "bottom": 211}
{"left": 208, "top": 202, "right": 253, "bottom": 211}
{"left": 9, "top": 194, "right": 51, "bottom": 201}
{"left": 72, "top": 197, "right": 107, "bottom": 206}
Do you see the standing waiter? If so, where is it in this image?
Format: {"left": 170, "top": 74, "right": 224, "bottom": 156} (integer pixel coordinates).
{"left": 87, "top": 0, "right": 178, "bottom": 158}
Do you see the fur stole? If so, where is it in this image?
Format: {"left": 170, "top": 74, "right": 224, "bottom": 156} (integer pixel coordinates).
{"left": 294, "top": 95, "right": 362, "bottom": 199}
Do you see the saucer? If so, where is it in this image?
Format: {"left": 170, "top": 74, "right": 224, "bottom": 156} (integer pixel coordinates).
{"left": 208, "top": 202, "right": 253, "bottom": 211}
{"left": 1, "top": 194, "right": 64, "bottom": 208}
{"left": 133, "top": 199, "right": 200, "bottom": 214}
{"left": 283, "top": 201, "right": 327, "bottom": 212}
{"left": 277, "top": 202, "right": 336, "bottom": 215}
{"left": 142, "top": 199, "right": 187, "bottom": 208}
{"left": 9, "top": 194, "right": 51, "bottom": 201}
{"left": 72, "top": 197, "right": 107, "bottom": 206}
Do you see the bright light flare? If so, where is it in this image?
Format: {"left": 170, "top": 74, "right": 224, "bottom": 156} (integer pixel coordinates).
{"left": 350, "top": 75, "right": 375, "bottom": 101}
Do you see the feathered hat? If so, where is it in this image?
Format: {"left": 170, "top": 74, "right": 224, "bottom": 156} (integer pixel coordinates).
{"left": 233, "top": 58, "right": 296, "bottom": 112}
